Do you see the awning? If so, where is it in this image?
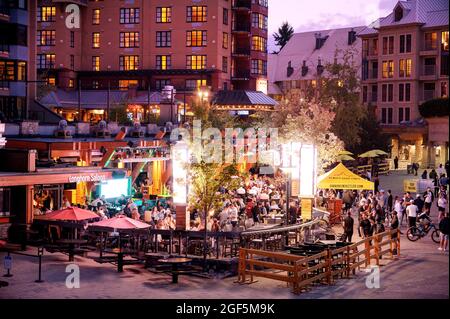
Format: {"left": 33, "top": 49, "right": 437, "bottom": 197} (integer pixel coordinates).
{"left": 212, "top": 90, "right": 278, "bottom": 111}
{"left": 317, "top": 163, "right": 374, "bottom": 191}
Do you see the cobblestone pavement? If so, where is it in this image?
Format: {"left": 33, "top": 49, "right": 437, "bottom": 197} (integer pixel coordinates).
{"left": 0, "top": 170, "right": 448, "bottom": 299}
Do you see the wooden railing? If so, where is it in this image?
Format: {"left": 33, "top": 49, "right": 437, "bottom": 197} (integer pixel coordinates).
{"left": 237, "top": 228, "right": 400, "bottom": 294}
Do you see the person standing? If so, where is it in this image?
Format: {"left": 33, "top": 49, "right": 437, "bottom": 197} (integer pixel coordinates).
{"left": 414, "top": 194, "right": 424, "bottom": 214}
{"left": 437, "top": 193, "right": 447, "bottom": 221}
{"left": 342, "top": 211, "right": 354, "bottom": 242}
{"left": 406, "top": 199, "right": 418, "bottom": 228}
{"left": 421, "top": 170, "right": 428, "bottom": 180}
{"left": 394, "top": 156, "right": 399, "bottom": 170}
{"left": 438, "top": 211, "right": 449, "bottom": 252}
{"left": 423, "top": 188, "right": 434, "bottom": 213}
{"left": 390, "top": 211, "right": 399, "bottom": 254}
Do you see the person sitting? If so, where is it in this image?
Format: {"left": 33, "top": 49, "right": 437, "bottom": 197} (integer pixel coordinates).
{"left": 417, "top": 210, "right": 432, "bottom": 232}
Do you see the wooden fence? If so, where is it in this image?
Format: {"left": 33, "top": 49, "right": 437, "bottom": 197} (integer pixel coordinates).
{"left": 237, "top": 228, "right": 400, "bottom": 294}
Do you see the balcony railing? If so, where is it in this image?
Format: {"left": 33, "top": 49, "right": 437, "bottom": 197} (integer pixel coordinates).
{"left": 232, "top": 0, "right": 251, "bottom": 9}
{"left": 422, "top": 65, "right": 436, "bottom": 76}
{"left": 423, "top": 90, "right": 435, "bottom": 101}
{"left": 232, "top": 23, "right": 251, "bottom": 32}
{"left": 232, "top": 47, "right": 251, "bottom": 55}
{"left": 232, "top": 70, "right": 251, "bottom": 79}
{"left": 0, "top": 43, "right": 9, "bottom": 54}
{"left": 423, "top": 43, "right": 437, "bottom": 51}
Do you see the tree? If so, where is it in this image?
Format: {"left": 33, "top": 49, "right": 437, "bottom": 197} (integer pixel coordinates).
{"left": 355, "top": 106, "right": 390, "bottom": 155}
{"left": 109, "top": 103, "right": 131, "bottom": 124}
{"left": 273, "top": 22, "right": 294, "bottom": 53}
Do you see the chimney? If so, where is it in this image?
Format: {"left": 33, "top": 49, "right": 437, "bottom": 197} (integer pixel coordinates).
{"left": 286, "top": 61, "right": 294, "bottom": 77}
{"left": 348, "top": 28, "right": 357, "bottom": 45}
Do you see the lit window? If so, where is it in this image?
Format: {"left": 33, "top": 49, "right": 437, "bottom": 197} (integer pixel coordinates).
{"left": 186, "top": 30, "right": 207, "bottom": 47}
{"left": 252, "top": 36, "right": 267, "bottom": 52}
{"left": 120, "top": 8, "right": 140, "bottom": 24}
{"left": 156, "top": 7, "right": 171, "bottom": 23}
{"left": 186, "top": 55, "right": 206, "bottom": 70}
{"left": 186, "top": 79, "right": 207, "bottom": 89}
{"left": 37, "top": 30, "right": 56, "bottom": 46}
{"left": 425, "top": 32, "right": 437, "bottom": 50}
{"left": 222, "top": 32, "right": 228, "bottom": 49}
{"left": 68, "top": 79, "right": 74, "bottom": 88}
{"left": 442, "top": 31, "right": 449, "bottom": 51}
{"left": 38, "top": 6, "right": 56, "bottom": 22}
{"left": 156, "top": 31, "right": 171, "bottom": 47}
{"left": 120, "top": 32, "right": 140, "bottom": 48}
{"left": 92, "top": 32, "right": 100, "bottom": 48}
{"left": 156, "top": 55, "right": 171, "bottom": 70}
{"left": 382, "top": 60, "right": 394, "bottom": 78}
{"left": 37, "top": 54, "right": 56, "bottom": 69}
{"left": 47, "top": 77, "right": 56, "bottom": 86}
{"left": 92, "top": 9, "right": 100, "bottom": 24}
{"left": 119, "top": 80, "right": 138, "bottom": 90}
{"left": 119, "top": 56, "right": 139, "bottom": 71}
{"left": 92, "top": 56, "right": 100, "bottom": 71}
{"left": 187, "top": 6, "right": 207, "bottom": 22}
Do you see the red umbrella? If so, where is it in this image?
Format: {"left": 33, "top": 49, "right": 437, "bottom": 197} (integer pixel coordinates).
{"left": 88, "top": 215, "right": 150, "bottom": 232}
{"left": 42, "top": 207, "right": 100, "bottom": 221}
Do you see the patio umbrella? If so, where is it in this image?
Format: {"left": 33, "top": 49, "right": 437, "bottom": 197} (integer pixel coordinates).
{"left": 41, "top": 207, "right": 99, "bottom": 222}
{"left": 88, "top": 215, "right": 151, "bottom": 232}
{"left": 259, "top": 193, "right": 270, "bottom": 200}
{"left": 337, "top": 154, "right": 355, "bottom": 161}
{"left": 338, "top": 150, "right": 354, "bottom": 156}
{"left": 236, "top": 187, "right": 246, "bottom": 195}
{"left": 359, "top": 150, "right": 382, "bottom": 158}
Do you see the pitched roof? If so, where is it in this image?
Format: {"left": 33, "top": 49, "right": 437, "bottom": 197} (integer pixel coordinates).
{"left": 268, "top": 26, "right": 365, "bottom": 83}
{"left": 212, "top": 90, "right": 278, "bottom": 109}
{"left": 360, "top": 0, "right": 448, "bottom": 35}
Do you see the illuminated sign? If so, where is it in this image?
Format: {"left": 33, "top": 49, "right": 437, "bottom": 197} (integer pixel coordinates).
{"left": 68, "top": 174, "right": 107, "bottom": 183}
{"left": 256, "top": 78, "right": 268, "bottom": 95}
{"left": 172, "top": 141, "right": 189, "bottom": 205}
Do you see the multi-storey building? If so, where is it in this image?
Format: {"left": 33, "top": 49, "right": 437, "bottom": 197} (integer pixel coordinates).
{"left": 34, "top": 0, "right": 270, "bottom": 121}
{"left": 0, "top": 0, "right": 37, "bottom": 121}
{"left": 268, "top": 26, "right": 364, "bottom": 100}
{"left": 359, "top": 0, "right": 449, "bottom": 168}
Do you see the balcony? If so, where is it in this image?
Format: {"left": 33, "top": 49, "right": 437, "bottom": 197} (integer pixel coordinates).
{"left": 0, "top": 6, "right": 10, "bottom": 21}
{"left": 420, "top": 43, "right": 438, "bottom": 56}
{"left": 232, "top": 47, "right": 251, "bottom": 56}
{"left": 52, "top": 0, "right": 88, "bottom": 6}
{"left": 0, "top": 43, "right": 9, "bottom": 58}
{"left": 420, "top": 65, "right": 437, "bottom": 80}
{"left": 232, "top": 0, "right": 252, "bottom": 10}
{"left": 232, "top": 70, "right": 251, "bottom": 80}
{"left": 232, "top": 23, "right": 251, "bottom": 33}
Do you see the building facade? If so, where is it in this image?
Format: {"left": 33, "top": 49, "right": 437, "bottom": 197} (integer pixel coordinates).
{"left": 268, "top": 26, "right": 364, "bottom": 100}
{"left": 359, "top": 0, "right": 449, "bottom": 168}
{"left": 0, "top": 0, "right": 37, "bottom": 121}
{"left": 34, "top": 0, "right": 268, "bottom": 119}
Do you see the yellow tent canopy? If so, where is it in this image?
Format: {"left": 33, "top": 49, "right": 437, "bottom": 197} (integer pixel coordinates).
{"left": 318, "top": 163, "right": 374, "bottom": 191}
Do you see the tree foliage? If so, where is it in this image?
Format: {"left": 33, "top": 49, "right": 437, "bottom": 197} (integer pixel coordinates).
{"left": 109, "top": 103, "right": 131, "bottom": 124}
{"left": 273, "top": 22, "right": 294, "bottom": 53}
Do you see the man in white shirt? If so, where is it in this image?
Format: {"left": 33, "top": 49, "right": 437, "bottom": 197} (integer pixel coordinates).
{"left": 406, "top": 199, "right": 418, "bottom": 228}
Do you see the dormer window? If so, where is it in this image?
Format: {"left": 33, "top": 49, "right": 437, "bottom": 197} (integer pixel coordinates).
{"left": 287, "top": 61, "right": 294, "bottom": 77}
{"left": 394, "top": 6, "right": 403, "bottom": 22}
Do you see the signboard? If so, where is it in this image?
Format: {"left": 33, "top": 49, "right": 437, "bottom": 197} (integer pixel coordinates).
{"left": 291, "top": 179, "right": 299, "bottom": 196}
{"left": 403, "top": 179, "right": 417, "bottom": 193}
{"left": 68, "top": 174, "right": 107, "bottom": 183}
{"left": 301, "top": 198, "right": 313, "bottom": 221}
{"left": 256, "top": 78, "right": 268, "bottom": 95}
{"left": 4, "top": 255, "right": 12, "bottom": 270}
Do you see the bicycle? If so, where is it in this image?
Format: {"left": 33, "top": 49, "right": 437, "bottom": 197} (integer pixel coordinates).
{"left": 406, "top": 221, "right": 441, "bottom": 243}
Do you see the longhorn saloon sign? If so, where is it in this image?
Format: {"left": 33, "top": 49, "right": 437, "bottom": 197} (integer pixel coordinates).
{"left": 68, "top": 174, "right": 108, "bottom": 183}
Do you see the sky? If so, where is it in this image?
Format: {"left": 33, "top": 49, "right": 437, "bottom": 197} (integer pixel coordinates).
{"left": 268, "top": 0, "right": 399, "bottom": 52}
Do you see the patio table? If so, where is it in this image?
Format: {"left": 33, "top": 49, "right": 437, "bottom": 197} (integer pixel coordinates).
{"left": 56, "top": 239, "right": 88, "bottom": 262}
{"left": 157, "top": 257, "right": 192, "bottom": 284}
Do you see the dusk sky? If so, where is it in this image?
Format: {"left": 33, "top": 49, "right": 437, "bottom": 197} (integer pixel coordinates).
{"left": 268, "top": 0, "right": 399, "bottom": 51}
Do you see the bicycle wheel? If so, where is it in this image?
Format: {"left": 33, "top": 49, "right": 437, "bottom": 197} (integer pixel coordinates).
{"left": 406, "top": 227, "right": 421, "bottom": 241}
{"left": 431, "top": 229, "right": 441, "bottom": 244}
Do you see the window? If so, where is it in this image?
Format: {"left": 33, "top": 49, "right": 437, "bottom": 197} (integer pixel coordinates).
{"left": 92, "top": 81, "right": 99, "bottom": 89}
{"left": 381, "top": 108, "right": 393, "bottom": 124}
{"left": 92, "top": 56, "right": 100, "bottom": 71}
{"left": 252, "top": 36, "right": 267, "bottom": 52}
{"left": 156, "top": 31, "right": 171, "bottom": 47}
{"left": 382, "top": 36, "right": 394, "bottom": 54}
{"left": 223, "top": 32, "right": 228, "bottom": 49}
{"left": 252, "top": 13, "right": 268, "bottom": 30}
{"left": 37, "top": 6, "right": 56, "bottom": 22}
{"left": 223, "top": 8, "right": 228, "bottom": 25}
{"left": 155, "top": 79, "right": 170, "bottom": 90}
{"left": 120, "top": 8, "right": 140, "bottom": 24}
{"left": 119, "top": 56, "right": 139, "bottom": 71}
{"left": 405, "top": 83, "right": 411, "bottom": 101}
{"left": 394, "top": 6, "right": 403, "bottom": 22}
{"left": 399, "top": 107, "right": 410, "bottom": 123}
{"left": 424, "top": 83, "right": 436, "bottom": 100}
{"left": 382, "top": 60, "right": 394, "bottom": 78}
{"left": 381, "top": 84, "right": 393, "bottom": 102}
{"left": 186, "top": 79, "right": 207, "bottom": 89}
{"left": 37, "top": 54, "right": 55, "bottom": 69}
{"left": 119, "top": 80, "right": 139, "bottom": 90}
{"left": 68, "top": 79, "right": 74, "bottom": 88}
{"left": 37, "top": 30, "right": 55, "bottom": 46}
{"left": 441, "top": 55, "right": 449, "bottom": 76}
{"left": 399, "top": 34, "right": 412, "bottom": 53}
{"left": 186, "top": 30, "right": 207, "bottom": 47}
{"left": 222, "top": 57, "right": 228, "bottom": 73}
{"left": 92, "top": 32, "right": 100, "bottom": 48}
{"left": 70, "top": 31, "right": 74, "bottom": 48}
{"left": 0, "top": 61, "right": 26, "bottom": 81}
{"left": 258, "top": 0, "right": 268, "bottom": 7}
{"left": 442, "top": 31, "right": 449, "bottom": 51}
{"left": 399, "top": 83, "right": 404, "bottom": 102}
{"left": 187, "top": 6, "right": 207, "bottom": 22}
{"left": 424, "top": 57, "right": 436, "bottom": 76}
{"left": 120, "top": 32, "right": 140, "bottom": 48}
{"left": 362, "top": 86, "right": 368, "bottom": 103}
{"left": 382, "top": 84, "right": 387, "bottom": 102}
{"left": 186, "top": 55, "right": 206, "bottom": 70}
{"left": 156, "top": 55, "right": 171, "bottom": 70}
{"left": 251, "top": 59, "right": 267, "bottom": 75}
{"left": 92, "top": 9, "right": 100, "bottom": 24}
{"left": 441, "top": 82, "right": 448, "bottom": 98}
{"left": 156, "top": 7, "right": 171, "bottom": 23}
{"left": 424, "top": 32, "right": 437, "bottom": 50}
{"left": 70, "top": 55, "right": 74, "bottom": 70}
{"left": 398, "top": 108, "right": 404, "bottom": 123}
{"left": 388, "top": 84, "right": 393, "bottom": 102}
{"left": 399, "top": 58, "right": 412, "bottom": 77}
{"left": 371, "top": 85, "right": 378, "bottom": 102}
{"left": 47, "top": 77, "right": 56, "bottom": 86}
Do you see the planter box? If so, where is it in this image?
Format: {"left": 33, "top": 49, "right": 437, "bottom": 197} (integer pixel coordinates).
{"left": 20, "top": 121, "right": 39, "bottom": 136}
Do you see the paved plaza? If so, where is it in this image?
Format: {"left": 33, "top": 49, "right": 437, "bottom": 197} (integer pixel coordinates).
{"left": 0, "top": 170, "right": 448, "bottom": 299}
